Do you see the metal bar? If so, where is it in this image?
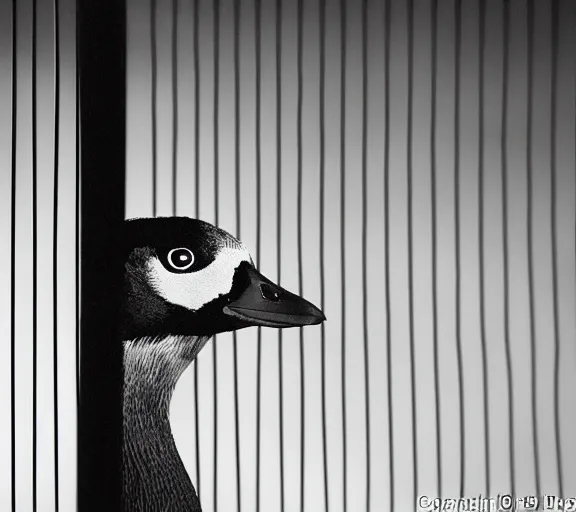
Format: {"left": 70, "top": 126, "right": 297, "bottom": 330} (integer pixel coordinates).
{"left": 430, "top": 0, "right": 442, "bottom": 499}
{"left": 151, "top": 0, "right": 158, "bottom": 217}
{"left": 318, "top": 0, "right": 329, "bottom": 508}
{"left": 232, "top": 0, "right": 242, "bottom": 509}
{"left": 406, "top": 0, "right": 417, "bottom": 505}
{"left": 75, "top": 0, "right": 81, "bottom": 417}
{"left": 340, "top": 0, "right": 348, "bottom": 506}
{"left": 361, "top": 0, "right": 371, "bottom": 510}
{"left": 10, "top": 0, "right": 18, "bottom": 508}
{"left": 500, "top": 0, "right": 516, "bottom": 497}
{"left": 194, "top": 0, "right": 200, "bottom": 220}
{"left": 193, "top": 0, "right": 201, "bottom": 499}
{"left": 339, "top": 0, "right": 348, "bottom": 509}
{"left": 453, "top": 0, "right": 465, "bottom": 497}
{"left": 526, "top": 0, "right": 540, "bottom": 500}
{"left": 172, "top": 0, "right": 178, "bottom": 216}
{"left": 53, "top": 0, "right": 61, "bottom": 508}
{"left": 477, "top": 0, "right": 490, "bottom": 498}
{"left": 550, "top": 0, "right": 563, "bottom": 498}
{"left": 213, "top": 0, "right": 220, "bottom": 509}
{"left": 77, "top": 0, "right": 126, "bottom": 507}
{"left": 296, "top": 0, "right": 305, "bottom": 509}
{"left": 383, "top": 0, "right": 394, "bottom": 508}
{"left": 32, "top": 0, "right": 38, "bottom": 506}
{"left": 254, "top": 0, "right": 262, "bottom": 508}
{"left": 275, "top": 0, "right": 285, "bottom": 509}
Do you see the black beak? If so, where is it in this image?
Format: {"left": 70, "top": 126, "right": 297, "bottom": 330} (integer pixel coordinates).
{"left": 223, "top": 266, "right": 326, "bottom": 328}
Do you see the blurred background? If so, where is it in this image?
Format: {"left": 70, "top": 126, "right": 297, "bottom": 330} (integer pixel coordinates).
{"left": 1, "top": 0, "right": 576, "bottom": 510}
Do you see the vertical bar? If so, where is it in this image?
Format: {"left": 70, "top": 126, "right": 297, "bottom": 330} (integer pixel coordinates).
{"left": 296, "top": 0, "right": 305, "bottom": 509}
{"left": 151, "top": 0, "right": 158, "bottom": 217}
{"left": 10, "top": 0, "right": 18, "bottom": 509}
{"left": 32, "top": 0, "right": 38, "bottom": 506}
{"left": 477, "top": 0, "right": 490, "bottom": 498}
{"left": 213, "top": 0, "right": 220, "bottom": 227}
{"left": 453, "top": 0, "right": 465, "bottom": 497}
{"left": 550, "top": 0, "right": 563, "bottom": 498}
{"left": 405, "top": 0, "right": 417, "bottom": 505}
{"left": 53, "top": 0, "right": 61, "bottom": 508}
{"left": 361, "top": 0, "right": 371, "bottom": 510}
{"left": 213, "top": 1, "right": 220, "bottom": 509}
{"left": 74, "top": 1, "right": 82, "bottom": 428}
{"left": 77, "top": 0, "right": 126, "bottom": 508}
{"left": 318, "top": 0, "right": 329, "bottom": 508}
{"left": 526, "top": 0, "right": 540, "bottom": 496}
{"left": 526, "top": 0, "right": 540, "bottom": 499}
{"left": 193, "top": 0, "right": 201, "bottom": 499}
{"left": 383, "top": 0, "right": 394, "bottom": 508}
{"left": 275, "top": 0, "right": 285, "bottom": 509}
{"left": 233, "top": 0, "right": 241, "bottom": 240}
{"left": 254, "top": 0, "right": 262, "bottom": 509}
{"left": 339, "top": 0, "right": 347, "bottom": 510}
{"left": 430, "top": 0, "right": 442, "bottom": 499}
{"left": 75, "top": 0, "right": 81, "bottom": 416}
{"left": 232, "top": 0, "right": 242, "bottom": 509}
{"left": 500, "top": 0, "right": 515, "bottom": 497}
{"left": 172, "top": 0, "right": 178, "bottom": 216}
{"left": 193, "top": 0, "right": 200, "bottom": 220}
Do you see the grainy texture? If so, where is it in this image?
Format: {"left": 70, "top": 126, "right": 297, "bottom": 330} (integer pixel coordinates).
{"left": 123, "top": 335, "right": 209, "bottom": 512}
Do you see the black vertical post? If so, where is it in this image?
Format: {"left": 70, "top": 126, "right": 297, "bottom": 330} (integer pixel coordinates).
{"left": 77, "top": 0, "right": 126, "bottom": 510}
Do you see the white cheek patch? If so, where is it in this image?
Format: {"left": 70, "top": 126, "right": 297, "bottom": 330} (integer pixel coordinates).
{"left": 148, "top": 247, "right": 252, "bottom": 311}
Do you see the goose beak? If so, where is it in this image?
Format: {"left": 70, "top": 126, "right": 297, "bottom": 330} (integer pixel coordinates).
{"left": 223, "top": 266, "right": 326, "bottom": 328}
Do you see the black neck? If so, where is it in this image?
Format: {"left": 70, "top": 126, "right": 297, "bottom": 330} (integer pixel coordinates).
{"left": 122, "top": 335, "right": 208, "bottom": 512}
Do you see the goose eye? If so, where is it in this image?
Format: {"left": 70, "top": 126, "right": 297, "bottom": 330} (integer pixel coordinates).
{"left": 167, "top": 248, "right": 195, "bottom": 271}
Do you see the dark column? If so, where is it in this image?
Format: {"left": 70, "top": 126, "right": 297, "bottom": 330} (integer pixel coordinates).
{"left": 77, "top": 0, "right": 126, "bottom": 510}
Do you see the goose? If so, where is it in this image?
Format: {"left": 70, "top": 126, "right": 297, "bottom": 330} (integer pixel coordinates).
{"left": 120, "top": 216, "right": 325, "bottom": 512}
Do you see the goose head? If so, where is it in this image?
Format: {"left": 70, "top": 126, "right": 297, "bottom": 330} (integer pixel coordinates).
{"left": 120, "top": 216, "right": 325, "bottom": 512}
{"left": 121, "top": 216, "right": 325, "bottom": 341}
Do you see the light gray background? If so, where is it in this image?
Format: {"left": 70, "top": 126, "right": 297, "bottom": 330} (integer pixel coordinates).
{"left": 1, "top": 0, "right": 576, "bottom": 511}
